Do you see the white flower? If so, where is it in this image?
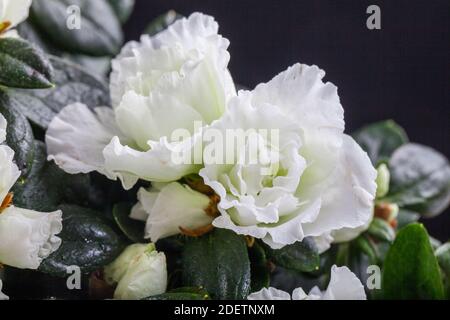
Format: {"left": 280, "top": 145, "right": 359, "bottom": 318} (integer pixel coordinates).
{"left": 0, "top": 0, "right": 32, "bottom": 38}
{"left": 247, "top": 265, "right": 366, "bottom": 300}
{"left": 0, "top": 280, "right": 8, "bottom": 300}
{"left": 0, "top": 113, "right": 62, "bottom": 270}
{"left": 199, "top": 64, "right": 377, "bottom": 249}
{"left": 46, "top": 12, "right": 236, "bottom": 189}
{"left": 130, "top": 182, "right": 214, "bottom": 242}
{"left": 105, "top": 243, "right": 167, "bottom": 300}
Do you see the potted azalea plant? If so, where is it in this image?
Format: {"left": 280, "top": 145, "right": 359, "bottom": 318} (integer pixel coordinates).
{"left": 0, "top": 0, "right": 448, "bottom": 301}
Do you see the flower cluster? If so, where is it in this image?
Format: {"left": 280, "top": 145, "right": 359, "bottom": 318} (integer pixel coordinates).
{"left": 47, "top": 12, "right": 377, "bottom": 255}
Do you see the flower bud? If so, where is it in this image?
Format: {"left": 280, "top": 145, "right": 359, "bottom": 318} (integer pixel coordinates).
{"left": 375, "top": 163, "right": 390, "bottom": 198}
{"left": 105, "top": 243, "right": 167, "bottom": 300}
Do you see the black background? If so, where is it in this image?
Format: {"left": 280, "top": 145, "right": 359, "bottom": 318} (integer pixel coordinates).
{"left": 123, "top": 0, "right": 449, "bottom": 240}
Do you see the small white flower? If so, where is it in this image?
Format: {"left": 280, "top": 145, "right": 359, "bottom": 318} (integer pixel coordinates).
{"left": 46, "top": 12, "right": 236, "bottom": 189}
{"left": 105, "top": 243, "right": 167, "bottom": 300}
{"left": 0, "top": 0, "right": 32, "bottom": 38}
{"left": 130, "top": 182, "right": 214, "bottom": 242}
{"left": 247, "top": 265, "right": 366, "bottom": 300}
{"left": 0, "top": 280, "right": 8, "bottom": 300}
{"left": 0, "top": 113, "right": 62, "bottom": 270}
{"left": 199, "top": 64, "right": 377, "bottom": 249}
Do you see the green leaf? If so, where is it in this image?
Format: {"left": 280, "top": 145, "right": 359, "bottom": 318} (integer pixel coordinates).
{"left": 249, "top": 242, "right": 270, "bottom": 292}
{"left": 12, "top": 141, "right": 90, "bottom": 212}
{"left": 145, "top": 11, "right": 182, "bottom": 36}
{"left": 143, "top": 287, "right": 210, "bottom": 300}
{"left": 112, "top": 202, "right": 145, "bottom": 243}
{"left": 0, "top": 37, "right": 53, "bottom": 89}
{"left": 352, "top": 120, "right": 408, "bottom": 165}
{"left": 382, "top": 223, "right": 445, "bottom": 299}
{"left": 108, "top": 0, "right": 135, "bottom": 24}
{"left": 39, "top": 204, "right": 125, "bottom": 277}
{"left": 31, "top": 0, "right": 123, "bottom": 56}
{"left": 396, "top": 209, "right": 420, "bottom": 229}
{"left": 386, "top": 143, "right": 450, "bottom": 218}
{"left": 263, "top": 237, "right": 320, "bottom": 273}
{"left": 353, "top": 235, "right": 379, "bottom": 265}
{"left": 182, "top": 229, "right": 251, "bottom": 300}
{"left": 367, "top": 218, "right": 396, "bottom": 242}
{"left": 8, "top": 55, "right": 109, "bottom": 129}
{"left": 0, "top": 93, "right": 35, "bottom": 177}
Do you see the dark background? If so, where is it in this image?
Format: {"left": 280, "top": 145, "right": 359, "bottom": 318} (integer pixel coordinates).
{"left": 123, "top": 0, "right": 449, "bottom": 240}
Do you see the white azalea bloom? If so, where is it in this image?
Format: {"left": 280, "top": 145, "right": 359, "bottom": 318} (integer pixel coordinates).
{"left": 200, "top": 64, "right": 377, "bottom": 249}
{"left": 0, "top": 206, "right": 62, "bottom": 269}
{"left": 0, "top": 114, "right": 63, "bottom": 270}
{"left": 248, "top": 265, "right": 366, "bottom": 300}
{"left": 130, "top": 182, "right": 214, "bottom": 242}
{"left": 0, "top": 113, "right": 6, "bottom": 142}
{"left": 0, "top": 280, "right": 8, "bottom": 300}
{"left": 106, "top": 243, "right": 167, "bottom": 300}
{"left": 46, "top": 12, "right": 236, "bottom": 189}
{"left": 0, "top": 0, "right": 32, "bottom": 38}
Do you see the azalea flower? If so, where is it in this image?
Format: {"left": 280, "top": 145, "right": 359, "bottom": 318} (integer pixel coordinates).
{"left": 104, "top": 243, "right": 167, "bottom": 300}
{"left": 198, "top": 64, "right": 377, "bottom": 249}
{"left": 247, "top": 265, "right": 366, "bottom": 300}
{"left": 0, "top": 113, "right": 62, "bottom": 270}
{"left": 46, "top": 12, "right": 236, "bottom": 189}
{"left": 0, "top": 0, "right": 32, "bottom": 38}
{"left": 0, "top": 280, "right": 8, "bottom": 300}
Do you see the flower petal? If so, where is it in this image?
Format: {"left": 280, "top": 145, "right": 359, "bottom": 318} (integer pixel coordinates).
{"left": 247, "top": 287, "right": 291, "bottom": 300}
{"left": 137, "top": 182, "right": 213, "bottom": 242}
{"left": 0, "top": 113, "right": 6, "bottom": 143}
{"left": 301, "top": 135, "right": 377, "bottom": 240}
{"left": 46, "top": 103, "right": 126, "bottom": 177}
{"left": 0, "top": 145, "right": 20, "bottom": 204}
{"left": 0, "top": 206, "right": 62, "bottom": 269}
{"left": 0, "top": 0, "right": 31, "bottom": 28}
{"left": 321, "top": 265, "right": 366, "bottom": 300}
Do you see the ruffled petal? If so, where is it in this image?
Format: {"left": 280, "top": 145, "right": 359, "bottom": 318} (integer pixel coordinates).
{"left": 247, "top": 287, "right": 291, "bottom": 300}
{"left": 103, "top": 136, "right": 200, "bottom": 187}
{"left": 0, "top": 206, "right": 62, "bottom": 269}
{"left": 46, "top": 103, "right": 126, "bottom": 178}
{"left": 302, "top": 135, "right": 377, "bottom": 239}
{"left": 321, "top": 265, "right": 366, "bottom": 300}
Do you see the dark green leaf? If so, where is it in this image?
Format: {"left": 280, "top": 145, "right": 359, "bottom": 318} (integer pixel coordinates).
{"left": 386, "top": 143, "right": 450, "bottom": 217}
{"left": 143, "top": 287, "right": 210, "bottom": 300}
{"left": 367, "top": 218, "right": 396, "bottom": 242}
{"left": 263, "top": 237, "right": 319, "bottom": 273}
{"left": 39, "top": 204, "right": 125, "bottom": 277}
{"left": 31, "top": 0, "right": 123, "bottom": 56}
{"left": 145, "top": 10, "right": 182, "bottom": 36}
{"left": 0, "top": 93, "right": 35, "bottom": 177}
{"left": 182, "top": 229, "right": 251, "bottom": 300}
{"left": 112, "top": 202, "right": 145, "bottom": 243}
{"left": 0, "top": 37, "right": 53, "bottom": 88}
{"left": 352, "top": 120, "right": 408, "bottom": 165}
{"left": 12, "top": 141, "right": 90, "bottom": 211}
{"left": 9, "top": 55, "right": 109, "bottom": 129}
{"left": 353, "top": 235, "right": 379, "bottom": 265}
{"left": 249, "top": 242, "right": 270, "bottom": 292}
{"left": 108, "top": 0, "right": 135, "bottom": 24}
{"left": 382, "top": 223, "right": 445, "bottom": 299}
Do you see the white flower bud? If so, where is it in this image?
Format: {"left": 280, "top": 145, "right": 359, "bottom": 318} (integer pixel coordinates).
{"left": 105, "top": 243, "right": 167, "bottom": 300}
{"left": 375, "top": 163, "right": 390, "bottom": 198}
